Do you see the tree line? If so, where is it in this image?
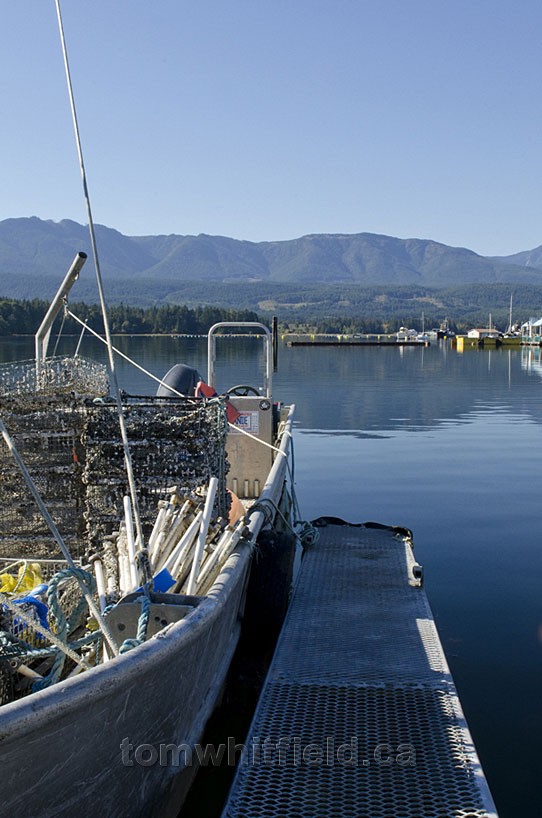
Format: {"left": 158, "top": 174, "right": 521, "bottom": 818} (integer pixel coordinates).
{"left": 0, "top": 299, "right": 260, "bottom": 336}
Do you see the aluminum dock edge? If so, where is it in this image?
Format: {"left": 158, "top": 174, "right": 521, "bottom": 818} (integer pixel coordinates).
{"left": 221, "top": 519, "right": 498, "bottom": 818}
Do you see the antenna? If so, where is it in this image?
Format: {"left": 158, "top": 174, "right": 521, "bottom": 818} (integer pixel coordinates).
{"left": 54, "top": 1, "right": 145, "bottom": 549}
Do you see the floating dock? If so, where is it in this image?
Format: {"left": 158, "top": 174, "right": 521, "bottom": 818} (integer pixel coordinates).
{"left": 455, "top": 335, "right": 521, "bottom": 350}
{"left": 284, "top": 334, "right": 430, "bottom": 347}
{"left": 222, "top": 520, "right": 498, "bottom": 818}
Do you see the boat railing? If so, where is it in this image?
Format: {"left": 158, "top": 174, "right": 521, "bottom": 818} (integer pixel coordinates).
{"left": 245, "top": 403, "right": 295, "bottom": 540}
{"left": 207, "top": 322, "right": 273, "bottom": 398}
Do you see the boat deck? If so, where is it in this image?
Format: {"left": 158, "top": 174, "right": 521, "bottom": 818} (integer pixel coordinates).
{"left": 221, "top": 520, "right": 498, "bottom": 817}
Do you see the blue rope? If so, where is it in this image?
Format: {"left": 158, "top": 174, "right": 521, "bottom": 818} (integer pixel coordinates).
{"left": 119, "top": 595, "right": 151, "bottom": 654}
{"left": 0, "top": 630, "right": 102, "bottom": 664}
{"left": 32, "top": 567, "right": 95, "bottom": 692}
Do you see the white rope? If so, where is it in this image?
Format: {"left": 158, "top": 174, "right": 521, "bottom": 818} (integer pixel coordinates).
{"left": 51, "top": 310, "right": 67, "bottom": 358}
{"left": 74, "top": 321, "right": 87, "bottom": 357}
{"left": 65, "top": 310, "right": 183, "bottom": 395}
{"left": 227, "top": 425, "right": 290, "bottom": 456}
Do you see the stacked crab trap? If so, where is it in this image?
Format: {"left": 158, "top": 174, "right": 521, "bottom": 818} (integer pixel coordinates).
{"left": 0, "top": 354, "right": 235, "bottom": 703}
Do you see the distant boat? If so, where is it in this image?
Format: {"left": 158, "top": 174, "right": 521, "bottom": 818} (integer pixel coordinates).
{"left": 416, "top": 312, "right": 431, "bottom": 343}
{"left": 396, "top": 326, "right": 420, "bottom": 342}
{"left": 437, "top": 318, "right": 455, "bottom": 339}
{"left": 501, "top": 295, "right": 521, "bottom": 343}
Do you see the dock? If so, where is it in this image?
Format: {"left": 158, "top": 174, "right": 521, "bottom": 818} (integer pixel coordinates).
{"left": 284, "top": 334, "right": 430, "bottom": 347}
{"left": 222, "top": 520, "right": 498, "bottom": 818}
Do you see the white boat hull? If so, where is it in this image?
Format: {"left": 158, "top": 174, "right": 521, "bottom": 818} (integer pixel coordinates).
{"left": 0, "top": 543, "right": 252, "bottom": 817}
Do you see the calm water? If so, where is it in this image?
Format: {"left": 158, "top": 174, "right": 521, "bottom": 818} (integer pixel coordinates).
{"left": 1, "top": 336, "right": 541, "bottom": 817}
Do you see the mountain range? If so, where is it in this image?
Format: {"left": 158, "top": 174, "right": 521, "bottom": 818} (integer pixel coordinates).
{"left": 1, "top": 217, "right": 542, "bottom": 324}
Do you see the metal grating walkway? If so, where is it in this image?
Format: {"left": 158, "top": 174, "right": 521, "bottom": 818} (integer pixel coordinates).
{"left": 222, "top": 521, "right": 498, "bottom": 818}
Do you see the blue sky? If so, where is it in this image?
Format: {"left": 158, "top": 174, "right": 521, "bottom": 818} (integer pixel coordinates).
{"left": 2, "top": 0, "right": 542, "bottom": 256}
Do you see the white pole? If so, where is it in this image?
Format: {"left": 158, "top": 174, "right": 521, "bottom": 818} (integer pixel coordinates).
{"left": 186, "top": 477, "right": 218, "bottom": 595}
{"left": 151, "top": 500, "right": 193, "bottom": 571}
{"left": 195, "top": 524, "right": 240, "bottom": 592}
{"left": 123, "top": 495, "right": 139, "bottom": 590}
{"left": 162, "top": 511, "right": 203, "bottom": 576}
{"left": 91, "top": 555, "right": 107, "bottom": 613}
{"left": 148, "top": 503, "right": 168, "bottom": 557}
{"left": 170, "top": 526, "right": 200, "bottom": 582}
{"left": 16, "top": 664, "right": 43, "bottom": 680}
{"left": 196, "top": 528, "right": 245, "bottom": 596}
{"left": 117, "top": 531, "right": 131, "bottom": 595}
{"left": 148, "top": 503, "right": 175, "bottom": 568}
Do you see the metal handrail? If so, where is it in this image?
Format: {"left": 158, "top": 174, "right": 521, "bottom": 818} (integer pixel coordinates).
{"left": 207, "top": 322, "right": 272, "bottom": 397}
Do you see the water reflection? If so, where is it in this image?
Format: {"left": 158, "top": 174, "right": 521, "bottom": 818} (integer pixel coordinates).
{"left": 295, "top": 428, "right": 390, "bottom": 440}
{"left": 521, "top": 344, "right": 542, "bottom": 377}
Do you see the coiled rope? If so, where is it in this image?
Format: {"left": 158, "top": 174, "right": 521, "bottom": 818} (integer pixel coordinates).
{"left": 33, "top": 567, "right": 96, "bottom": 691}
{"left": 119, "top": 595, "right": 151, "bottom": 654}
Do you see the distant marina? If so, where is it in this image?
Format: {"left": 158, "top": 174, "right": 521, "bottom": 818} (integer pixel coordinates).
{"left": 284, "top": 305, "right": 542, "bottom": 351}
{"left": 283, "top": 311, "right": 541, "bottom": 350}
{"left": 283, "top": 329, "right": 524, "bottom": 349}
{"left": 285, "top": 333, "right": 431, "bottom": 347}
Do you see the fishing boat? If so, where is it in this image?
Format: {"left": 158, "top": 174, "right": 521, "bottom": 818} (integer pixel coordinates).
{"left": 0, "top": 253, "right": 298, "bottom": 817}
{"left": 0, "top": 5, "right": 301, "bottom": 814}
{"left": 395, "top": 327, "right": 419, "bottom": 342}
{"left": 396, "top": 327, "right": 429, "bottom": 344}
{"left": 502, "top": 293, "right": 521, "bottom": 344}
{"left": 416, "top": 311, "right": 432, "bottom": 343}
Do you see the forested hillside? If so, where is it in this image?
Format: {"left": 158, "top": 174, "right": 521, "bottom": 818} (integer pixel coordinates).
{"left": 1, "top": 285, "right": 540, "bottom": 336}
{"left": 0, "top": 299, "right": 258, "bottom": 336}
